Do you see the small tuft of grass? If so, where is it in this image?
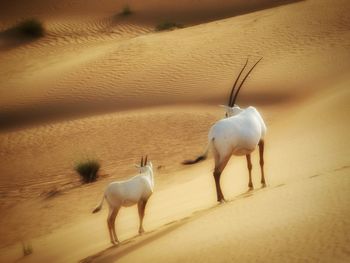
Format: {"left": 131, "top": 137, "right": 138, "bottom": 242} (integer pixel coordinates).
{"left": 155, "top": 21, "right": 183, "bottom": 31}
{"left": 119, "top": 5, "right": 133, "bottom": 16}
{"left": 21, "top": 241, "right": 33, "bottom": 256}
{"left": 14, "top": 18, "right": 45, "bottom": 38}
{"left": 74, "top": 159, "right": 100, "bottom": 183}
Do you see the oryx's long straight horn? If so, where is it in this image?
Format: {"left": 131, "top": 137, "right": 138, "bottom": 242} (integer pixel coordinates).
{"left": 231, "top": 57, "right": 263, "bottom": 105}
{"left": 144, "top": 155, "right": 148, "bottom": 165}
{"left": 141, "top": 156, "right": 144, "bottom": 167}
{"left": 229, "top": 58, "right": 249, "bottom": 107}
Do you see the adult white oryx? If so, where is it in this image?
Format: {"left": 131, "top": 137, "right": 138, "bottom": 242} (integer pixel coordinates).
{"left": 92, "top": 156, "right": 154, "bottom": 244}
{"left": 183, "top": 57, "right": 266, "bottom": 203}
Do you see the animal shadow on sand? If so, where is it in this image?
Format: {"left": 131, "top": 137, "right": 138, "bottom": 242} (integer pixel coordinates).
{"left": 235, "top": 184, "right": 268, "bottom": 199}
{"left": 80, "top": 217, "right": 190, "bottom": 263}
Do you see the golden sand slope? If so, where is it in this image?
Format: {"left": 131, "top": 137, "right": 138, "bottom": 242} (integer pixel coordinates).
{"left": 1, "top": 76, "right": 349, "bottom": 263}
{"left": 91, "top": 170, "right": 350, "bottom": 263}
{"left": 0, "top": 0, "right": 349, "bottom": 262}
{"left": 1, "top": 0, "right": 349, "bottom": 128}
{"left": 83, "top": 75, "right": 350, "bottom": 263}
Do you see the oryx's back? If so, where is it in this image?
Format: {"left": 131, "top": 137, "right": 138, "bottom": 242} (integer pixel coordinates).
{"left": 105, "top": 175, "right": 153, "bottom": 207}
{"left": 209, "top": 106, "right": 266, "bottom": 156}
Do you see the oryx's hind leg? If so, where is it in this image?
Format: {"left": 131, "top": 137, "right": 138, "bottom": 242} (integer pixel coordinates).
{"left": 213, "top": 147, "right": 230, "bottom": 203}
{"left": 258, "top": 139, "right": 266, "bottom": 187}
{"left": 246, "top": 154, "right": 253, "bottom": 189}
{"left": 110, "top": 206, "right": 120, "bottom": 243}
{"left": 138, "top": 199, "right": 148, "bottom": 234}
{"left": 107, "top": 207, "right": 116, "bottom": 244}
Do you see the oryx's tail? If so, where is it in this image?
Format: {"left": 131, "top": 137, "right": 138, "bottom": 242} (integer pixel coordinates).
{"left": 182, "top": 138, "right": 214, "bottom": 165}
{"left": 92, "top": 193, "right": 105, "bottom": 213}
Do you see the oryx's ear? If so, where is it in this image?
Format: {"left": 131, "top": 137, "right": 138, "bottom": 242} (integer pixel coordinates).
{"left": 134, "top": 164, "right": 141, "bottom": 168}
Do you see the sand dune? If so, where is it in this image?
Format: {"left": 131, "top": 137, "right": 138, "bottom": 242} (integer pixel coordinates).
{"left": 1, "top": 80, "right": 349, "bottom": 262}
{"left": 86, "top": 170, "right": 350, "bottom": 263}
{"left": 0, "top": 1, "right": 303, "bottom": 20}
{"left": 1, "top": 0, "right": 349, "bottom": 129}
{"left": 0, "top": 0, "right": 349, "bottom": 262}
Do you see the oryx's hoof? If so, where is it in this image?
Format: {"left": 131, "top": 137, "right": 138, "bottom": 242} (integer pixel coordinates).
{"left": 111, "top": 240, "right": 119, "bottom": 245}
{"left": 218, "top": 198, "right": 226, "bottom": 204}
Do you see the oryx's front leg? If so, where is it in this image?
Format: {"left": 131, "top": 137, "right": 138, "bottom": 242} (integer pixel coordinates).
{"left": 138, "top": 199, "right": 148, "bottom": 234}
{"left": 246, "top": 154, "right": 253, "bottom": 189}
{"left": 258, "top": 140, "right": 266, "bottom": 187}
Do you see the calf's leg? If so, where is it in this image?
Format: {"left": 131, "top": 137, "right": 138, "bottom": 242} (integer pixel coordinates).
{"left": 110, "top": 207, "right": 120, "bottom": 243}
{"left": 107, "top": 208, "right": 115, "bottom": 244}
{"left": 138, "top": 199, "right": 148, "bottom": 234}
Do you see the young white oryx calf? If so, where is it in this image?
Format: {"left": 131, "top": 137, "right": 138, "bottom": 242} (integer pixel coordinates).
{"left": 92, "top": 156, "right": 154, "bottom": 244}
{"left": 183, "top": 57, "right": 267, "bottom": 203}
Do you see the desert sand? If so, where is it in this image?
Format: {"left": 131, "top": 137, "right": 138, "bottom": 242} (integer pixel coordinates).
{"left": 0, "top": 0, "right": 349, "bottom": 262}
